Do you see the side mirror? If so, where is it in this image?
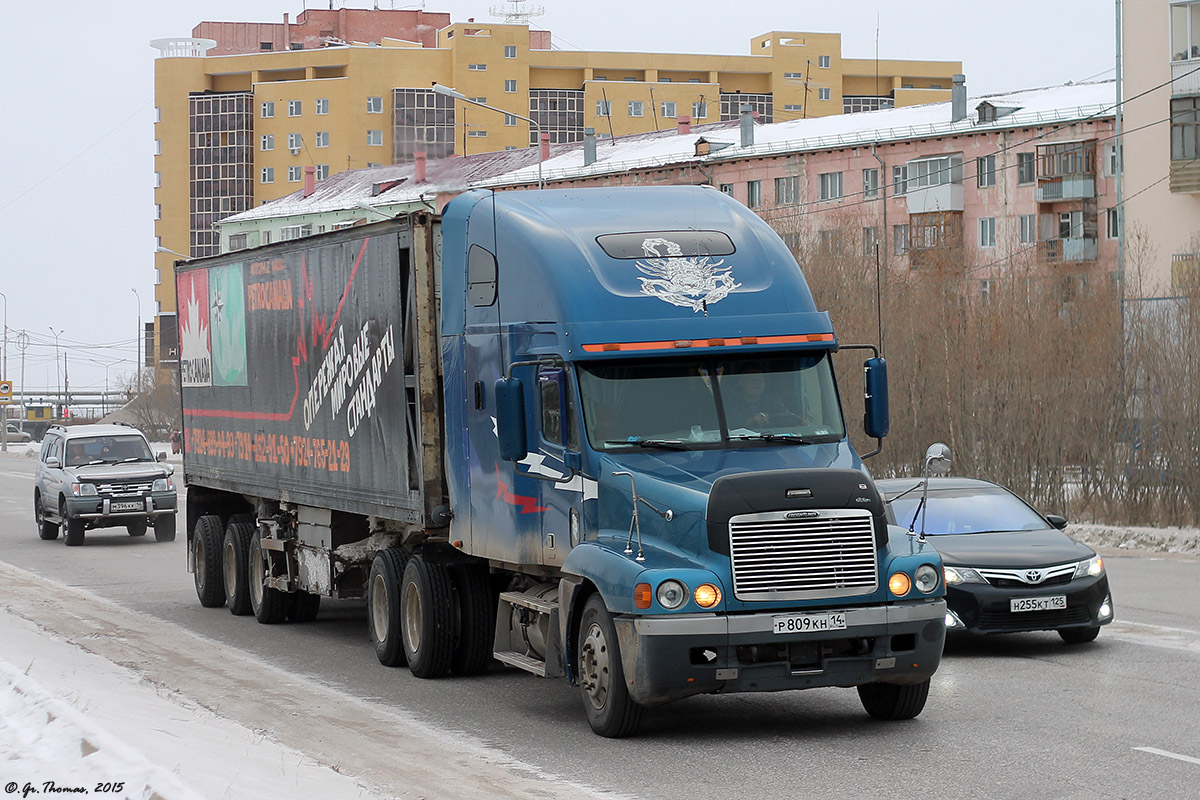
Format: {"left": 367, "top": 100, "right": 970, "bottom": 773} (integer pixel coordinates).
{"left": 495, "top": 377, "right": 528, "bottom": 462}
{"left": 863, "top": 357, "right": 890, "bottom": 439}
{"left": 46, "top": 456, "right": 61, "bottom": 469}
{"left": 157, "top": 451, "right": 168, "bottom": 462}
{"left": 564, "top": 450, "right": 582, "bottom": 472}
{"left": 1045, "top": 514, "right": 1068, "bottom": 530}
{"left": 924, "top": 442, "right": 952, "bottom": 476}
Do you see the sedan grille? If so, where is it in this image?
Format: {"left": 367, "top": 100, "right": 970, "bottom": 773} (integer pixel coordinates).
{"left": 729, "top": 509, "right": 878, "bottom": 601}
{"left": 977, "top": 606, "right": 1091, "bottom": 631}
{"left": 96, "top": 481, "right": 153, "bottom": 496}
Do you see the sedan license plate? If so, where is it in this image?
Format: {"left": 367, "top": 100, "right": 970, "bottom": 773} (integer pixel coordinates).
{"left": 111, "top": 501, "right": 144, "bottom": 512}
{"left": 773, "top": 612, "right": 847, "bottom": 635}
{"left": 1010, "top": 595, "right": 1067, "bottom": 613}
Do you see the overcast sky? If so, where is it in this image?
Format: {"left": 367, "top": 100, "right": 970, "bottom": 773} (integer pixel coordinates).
{"left": 0, "top": 0, "right": 1115, "bottom": 395}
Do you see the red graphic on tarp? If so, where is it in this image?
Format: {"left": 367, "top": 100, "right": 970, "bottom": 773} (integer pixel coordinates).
{"left": 495, "top": 464, "right": 548, "bottom": 514}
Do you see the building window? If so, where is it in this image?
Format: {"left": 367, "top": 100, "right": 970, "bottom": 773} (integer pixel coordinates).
{"left": 1019, "top": 214, "right": 1037, "bottom": 245}
{"left": 1104, "top": 143, "right": 1123, "bottom": 176}
{"left": 505, "top": 45, "right": 517, "bottom": 58}
{"left": 261, "top": 101, "right": 275, "bottom": 118}
{"left": 529, "top": 88, "right": 585, "bottom": 145}
{"left": 1171, "top": 1, "right": 1200, "bottom": 61}
{"left": 784, "top": 71, "right": 803, "bottom": 80}
{"left": 628, "top": 101, "right": 644, "bottom": 117}
{"left": 979, "top": 217, "right": 997, "bottom": 248}
{"left": 894, "top": 224, "right": 909, "bottom": 255}
{"left": 154, "top": 107, "right": 160, "bottom": 123}
{"left": 468, "top": 63, "right": 488, "bottom": 71}
{"left": 909, "top": 154, "right": 963, "bottom": 188}
{"left": 287, "top": 132, "right": 302, "bottom": 151}
{"left": 863, "top": 168, "right": 879, "bottom": 198}
{"left": 818, "top": 88, "right": 831, "bottom": 101}
{"left": 392, "top": 87, "right": 455, "bottom": 162}
{"left": 315, "top": 131, "right": 330, "bottom": 148}
{"left": 893, "top": 164, "right": 909, "bottom": 195}
{"left": 783, "top": 103, "right": 803, "bottom": 112}
{"left": 1060, "top": 210, "right": 1084, "bottom": 239}
{"left": 1017, "top": 151, "right": 1036, "bottom": 184}
{"left": 154, "top": 171, "right": 161, "bottom": 188}
{"left": 367, "top": 96, "right": 383, "bottom": 114}
{"left": 280, "top": 224, "right": 312, "bottom": 240}
{"left": 662, "top": 101, "right": 677, "bottom": 118}
{"left": 260, "top": 42, "right": 273, "bottom": 51}
{"left": 368, "top": 130, "right": 383, "bottom": 146}
{"left": 775, "top": 176, "right": 798, "bottom": 205}
{"left": 262, "top": 231, "right": 272, "bottom": 244}
{"left": 468, "top": 130, "right": 487, "bottom": 137}
{"left": 288, "top": 166, "right": 302, "bottom": 182}
{"left": 977, "top": 154, "right": 996, "bottom": 187}
{"left": 288, "top": 100, "right": 302, "bottom": 117}
{"left": 819, "top": 230, "right": 842, "bottom": 254}
{"left": 504, "top": 114, "right": 517, "bottom": 126}
{"left": 153, "top": 203, "right": 161, "bottom": 220}
{"left": 505, "top": 80, "right": 517, "bottom": 93}
{"left": 979, "top": 279, "right": 993, "bottom": 306}
{"left": 693, "top": 101, "right": 708, "bottom": 119}
{"left": 1171, "top": 96, "right": 1200, "bottom": 159}
{"left": 154, "top": 139, "right": 161, "bottom": 155}
{"left": 843, "top": 96, "right": 895, "bottom": 114}
{"left": 863, "top": 227, "right": 879, "bottom": 257}
{"left": 719, "top": 183, "right": 734, "bottom": 195}
{"left": 747, "top": 180, "right": 762, "bottom": 208}
{"left": 261, "top": 167, "right": 275, "bottom": 183}
{"left": 315, "top": 98, "right": 329, "bottom": 115}
{"left": 260, "top": 134, "right": 274, "bottom": 151}
{"left": 597, "top": 100, "right": 611, "bottom": 117}
{"left": 1106, "top": 208, "right": 1121, "bottom": 239}
{"left": 818, "top": 171, "right": 843, "bottom": 200}
{"left": 316, "top": 164, "right": 329, "bottom": 180}
{"left": 719, "top": 93, "right": 773, "bottom": 123}
{"left": 818, "top": 55, "right": 831, "bottom": 68}
{"left": 228, "top": 233, "right": 248, "bottom": 251}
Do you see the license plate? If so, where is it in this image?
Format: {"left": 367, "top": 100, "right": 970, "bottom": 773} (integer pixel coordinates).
{"left": 1010, "top": 595, "right": 1067, "bottom": 613}
{"left": 773, "top": 612, "right": 847, "bottom": 635}
{"left": 111, "top": 501, "right": 143, "bottom": 512}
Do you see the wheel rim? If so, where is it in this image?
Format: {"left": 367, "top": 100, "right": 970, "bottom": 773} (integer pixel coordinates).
{"left": 371, "top": 573, "right": 390, "bottom": 644}
{"left": 223, "top": 538, "right": 237, "bottom": 595}
{"left": 580, "top": 621, "right": 611, "bottom": 711}
{"left": 249, "top": 542, "right": 265, "bottom": 608}
{"left": 402, "top": 579, "right": 422, "bottom": 654}
{"left": 193, "top": 534, "right": 206, "bottom": 588}
{"left": 35, "top": 500, "right": 43, "bottom": 528}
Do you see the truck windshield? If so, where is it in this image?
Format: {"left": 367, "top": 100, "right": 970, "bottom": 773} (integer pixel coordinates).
{"left": 577, "top": 353, "right": 845, "bottom": 451}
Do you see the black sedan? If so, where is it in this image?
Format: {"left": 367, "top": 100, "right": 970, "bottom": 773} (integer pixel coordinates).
{"left": 876, "top": 477, "right": 1113, "bottom": 643}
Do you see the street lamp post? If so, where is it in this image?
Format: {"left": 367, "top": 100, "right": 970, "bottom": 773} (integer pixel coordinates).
{"left": 431, "top": 83, "right": 545, "bottom": 189}
{"left": 48, "top": 326, "right": 63, "bottom": 417}
{"left": 0, "top": 290, "right": 7, "bottom": 380}
{"left": 131, "top": 288, "right": 141, "bottom": 393}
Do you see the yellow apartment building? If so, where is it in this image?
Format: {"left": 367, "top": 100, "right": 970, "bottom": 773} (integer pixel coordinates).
{"left": 150, "top": 7, "right": 960, "bottom": 365}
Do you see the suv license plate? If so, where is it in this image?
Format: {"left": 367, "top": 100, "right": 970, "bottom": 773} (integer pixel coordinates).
{"left": 1010, "top": 595, "right": 1067, "bottom": 613}
{"left": 111, "top": 501, "right": 143, "bottom": 512}
{"left": 773, "top": 612, "right": 847, "bottom": 635}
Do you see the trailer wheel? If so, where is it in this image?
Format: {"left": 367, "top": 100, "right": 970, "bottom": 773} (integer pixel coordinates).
{"left": 249, "top": 525, "right": 287, "bottom": 624}
{"left": 577, "top": 594, "right": 644, "bottom": 738}
{"left": 288, "top": 591, "right": 322, "bottom": 623}
{"left": 223, "top": 521, "right": 255, "bottom": 616}
{"left": 401, "top": 553, "right": 455, "bottom": 678}
{"left": 192, "top": 515, "right": 226, "bottom": 608}
{"left": 450, "top": 562, "right": 495, "bottom": 676}
{"left": 35, "top": 492, "right": 59, "bottom": 540}
{"left": 126, "top": 520, "right": 148, "bottom": 537}
{"left": 857, "top": 678, "right": 931, "bottom": 721}
{"left": 368, "top": 549, "right": 408, "bottom": 667}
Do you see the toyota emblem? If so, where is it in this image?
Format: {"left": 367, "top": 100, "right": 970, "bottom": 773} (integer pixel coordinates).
{"left": 1025, "top": 569, "right": 1043, "bottom": 583}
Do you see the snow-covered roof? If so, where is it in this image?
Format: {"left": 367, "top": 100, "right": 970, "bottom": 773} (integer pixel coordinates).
{"left": 227, "top": 80, "right": 1113, "bottom": 223}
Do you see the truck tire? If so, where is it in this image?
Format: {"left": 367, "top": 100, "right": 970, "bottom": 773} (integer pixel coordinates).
{"left": 249, "top": 526, "right": 288, "bottom": 624}
{"left": 857, "top": 678, "right": 931, "bottom": 721}
{"left": 288, "top": 591, "right": 322, "bottom": 623}
{"left": 223, "top": 521, "right": 255, "bottom": 616}
{"left": 62, "top": 500, "right": 85, "bottom": 547}
{"left": 126, "top": 520, "right": 148, "bottom": 537}
{"left": 154, "top": 513, "right": 177, "bottom": 542}
{"left": 368, "top": 549, "right": 408, "bottom": 667}
{"left": 35, "top": 492, "right": 59, "bottom": 540}
{"left": 450, "top": 562, "right": 495, "bottom": 676}
{"left": 401, "top": 553, "right": 455, "bottom": 678}
{"left": 577, "top": 594, "right": 644, "bottom": 738}
{"left": 1058, "top": 625, "right": 1100, "bottom": 644}
{"left": 192, "top": 515, "right": 226, "bottom": 608}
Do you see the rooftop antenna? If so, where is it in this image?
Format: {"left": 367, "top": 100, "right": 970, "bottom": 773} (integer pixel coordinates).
{"left": 490, "top": 0, "right": 545, "bottom": 24}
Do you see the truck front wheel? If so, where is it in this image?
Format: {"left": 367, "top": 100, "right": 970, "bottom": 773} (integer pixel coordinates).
{"left": 858, "top": 678, "right": 931, "bottom": 721}
{"left": 368, "top": 549, "right": 407, "bottom": 666}
{"left": 249, "top": 526, "right": 288, "bottom": 624}
{"left": 577, "top": 594, "right": 644, "bottom": 738}
{"left": 400, "top": 553, "right": 454, "bottom": 678}
{"left": 450, "top": 562, "right": 495, "bottom": 676}
{"left": 193, "top": 515, "right": 226, "bottom": 608}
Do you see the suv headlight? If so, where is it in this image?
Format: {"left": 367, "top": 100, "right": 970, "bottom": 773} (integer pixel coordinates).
{"left": 1073, "top": 555, "right": 1104, "bottom": 579}
{"left": 944, "top": 565, "right": 988, "bottom": 586}
{"left": 153, "top": 478, "right": 175, "bottom": 492}
{"left": 72, "top": 482, "right": 98, "bottom": 497}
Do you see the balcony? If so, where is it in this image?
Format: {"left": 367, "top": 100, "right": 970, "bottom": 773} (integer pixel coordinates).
{"left": 1169, "top": 159, "right": 1200, "bottom": 193}
{"left": 1172, "top": 60, "right": 1200, "bottom": 97}
{"left": 905, "top": 183, "right": 964, "bottom": 215}
{"left": 1172, "top": 253, "right": 1199, "bottom": 287}
{"left": 1036, "top": 176, "right": 1096, "bottom": 202}
{"left": 1042, "top": 237, "right": 1097, "bottom": 263}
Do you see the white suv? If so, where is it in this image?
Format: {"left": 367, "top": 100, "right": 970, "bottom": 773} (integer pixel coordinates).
{"left": 34, "top": 423, "right": 177, "bottom": 546}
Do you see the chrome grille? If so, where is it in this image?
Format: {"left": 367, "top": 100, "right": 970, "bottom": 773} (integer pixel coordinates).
{"left": 729, "top": 509, "right": 878, "bottom": 601}
{"left": 96, "top": 481, "right": 153, "bottom": 496}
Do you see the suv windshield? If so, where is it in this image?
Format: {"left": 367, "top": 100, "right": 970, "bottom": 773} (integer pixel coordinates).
{"left": 65, "top": 434, "right": 154, "bottom": 467}
{"left": 578, "top": 353, "right": 845, "bottom": 451}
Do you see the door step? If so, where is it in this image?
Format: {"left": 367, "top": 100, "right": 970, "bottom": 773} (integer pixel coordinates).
{"left": 493, "top": 650, "right": 548, "bottom": 677}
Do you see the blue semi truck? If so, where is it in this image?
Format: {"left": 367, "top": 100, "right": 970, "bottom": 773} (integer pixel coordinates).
{"left": 177, "top": 185, "right": 946, "bottom": 737}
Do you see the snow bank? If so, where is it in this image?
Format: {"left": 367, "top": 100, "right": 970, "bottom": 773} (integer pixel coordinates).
{"left": 1071, "top": 523, "right": 1200, "bottom": 556}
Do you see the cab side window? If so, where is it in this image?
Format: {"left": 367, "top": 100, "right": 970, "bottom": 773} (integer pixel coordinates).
{"left": 538, "top": 367, "right": 579, "bottom": 450}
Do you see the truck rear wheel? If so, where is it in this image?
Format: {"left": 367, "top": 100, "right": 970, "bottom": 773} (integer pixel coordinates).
{"left": 401, "top": 553, "right": 455, "bottom": 678}
{"left": 249, "top": 526, "right": 288, "bottom": 624}
{"left": 450, "top": 562, "right": 495, "bottom": 676}
{"left": 287, "top": 591, "right": 321, "bottom": 623}
{"left": 368, "top": 549, "right": 407, "bottom": 667}
{"left": 577, "top": 594, "right": 644, "bottom": 738}
{"left": 223, "top": 521, "right": 255, "bottom": 616}
{"left": 192, "top": 515, "right": 226, "bottom": 607}
{"left": 858, "top": 678, "right": 931, "bottom": 721}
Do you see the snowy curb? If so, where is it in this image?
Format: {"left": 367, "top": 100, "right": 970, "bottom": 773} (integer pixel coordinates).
{"left": 1070, "top": 523, "right": 1200, "bottom": 556}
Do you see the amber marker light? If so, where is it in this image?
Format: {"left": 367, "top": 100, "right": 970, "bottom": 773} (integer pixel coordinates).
{"left": 888, "top": 572, "right": 912, "bottom": 596}
{"left": 694, "top": 584, "right": 722, "bottom": 608}
{"left": 635, "top": 583, "right": 653, "bottom": 609}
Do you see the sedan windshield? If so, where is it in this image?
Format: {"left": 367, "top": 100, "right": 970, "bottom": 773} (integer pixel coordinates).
{"left": 65, "top": 435, "right": 154, "bottom": 467}
{"left": 577, "top": 353, "right": 845, "bottom": 451}
{"left": 889, "top": 487, "right": 1048, "bottom": 535}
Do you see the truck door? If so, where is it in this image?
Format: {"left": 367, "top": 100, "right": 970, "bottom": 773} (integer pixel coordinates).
{"left": 532, "top": 366, "right": 587, "bottom": 567}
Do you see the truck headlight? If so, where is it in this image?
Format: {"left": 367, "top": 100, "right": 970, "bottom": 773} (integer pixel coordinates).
{"left": 693, "top": 583, "right": 722, "bottom": 608}
{"left": 1073, "top": 555, "right": 1104, "bottom": 579}
{"left": 153, "top": 478, "right": 174, "bottom": 492}
{"left": 888, "top": 572, "right": 911, "bottom": 596}
{"left": 72, "top": 483, "right": 98, "bottom": 497}
{"left": 914, "top": 564, "right": 940, "bottom": 594}
{"left": 944, "top": 566, "right": 987, "bottom": 586}
{"left": 656, "top": 580, "right": 688, "bottom": 610}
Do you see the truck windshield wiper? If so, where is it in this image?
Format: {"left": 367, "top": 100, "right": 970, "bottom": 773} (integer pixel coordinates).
{"left": 604, "top": 438, "right": 690, "bottom": 450}
{"left": 728, "top": 433, "right": 814, "bottom": 445}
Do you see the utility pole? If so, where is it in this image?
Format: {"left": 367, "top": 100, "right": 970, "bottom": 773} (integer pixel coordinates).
{"left": 132, "top": 288, "right": 142, "bottom": 394}
{"left": 17, "top": 331, "right": 28, "bottom": 433}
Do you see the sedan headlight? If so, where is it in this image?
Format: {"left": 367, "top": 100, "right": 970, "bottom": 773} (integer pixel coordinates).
{"left": 1073, "top": 555, "right": 1104, "bottom": 579}
{"left": 914, "top": 564, "right": 940, "bottom": 594}
{"left": 72, "top": 482, "right": 98, "bottom": 497}
{"left": 943, "top": 565, "right": 988, "bottom": 586}
{"left": 656, "top": 580, "right": 688, "bottom": 610}
{"left": 153, "top": 478, "right": 175, "bottom": 492}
